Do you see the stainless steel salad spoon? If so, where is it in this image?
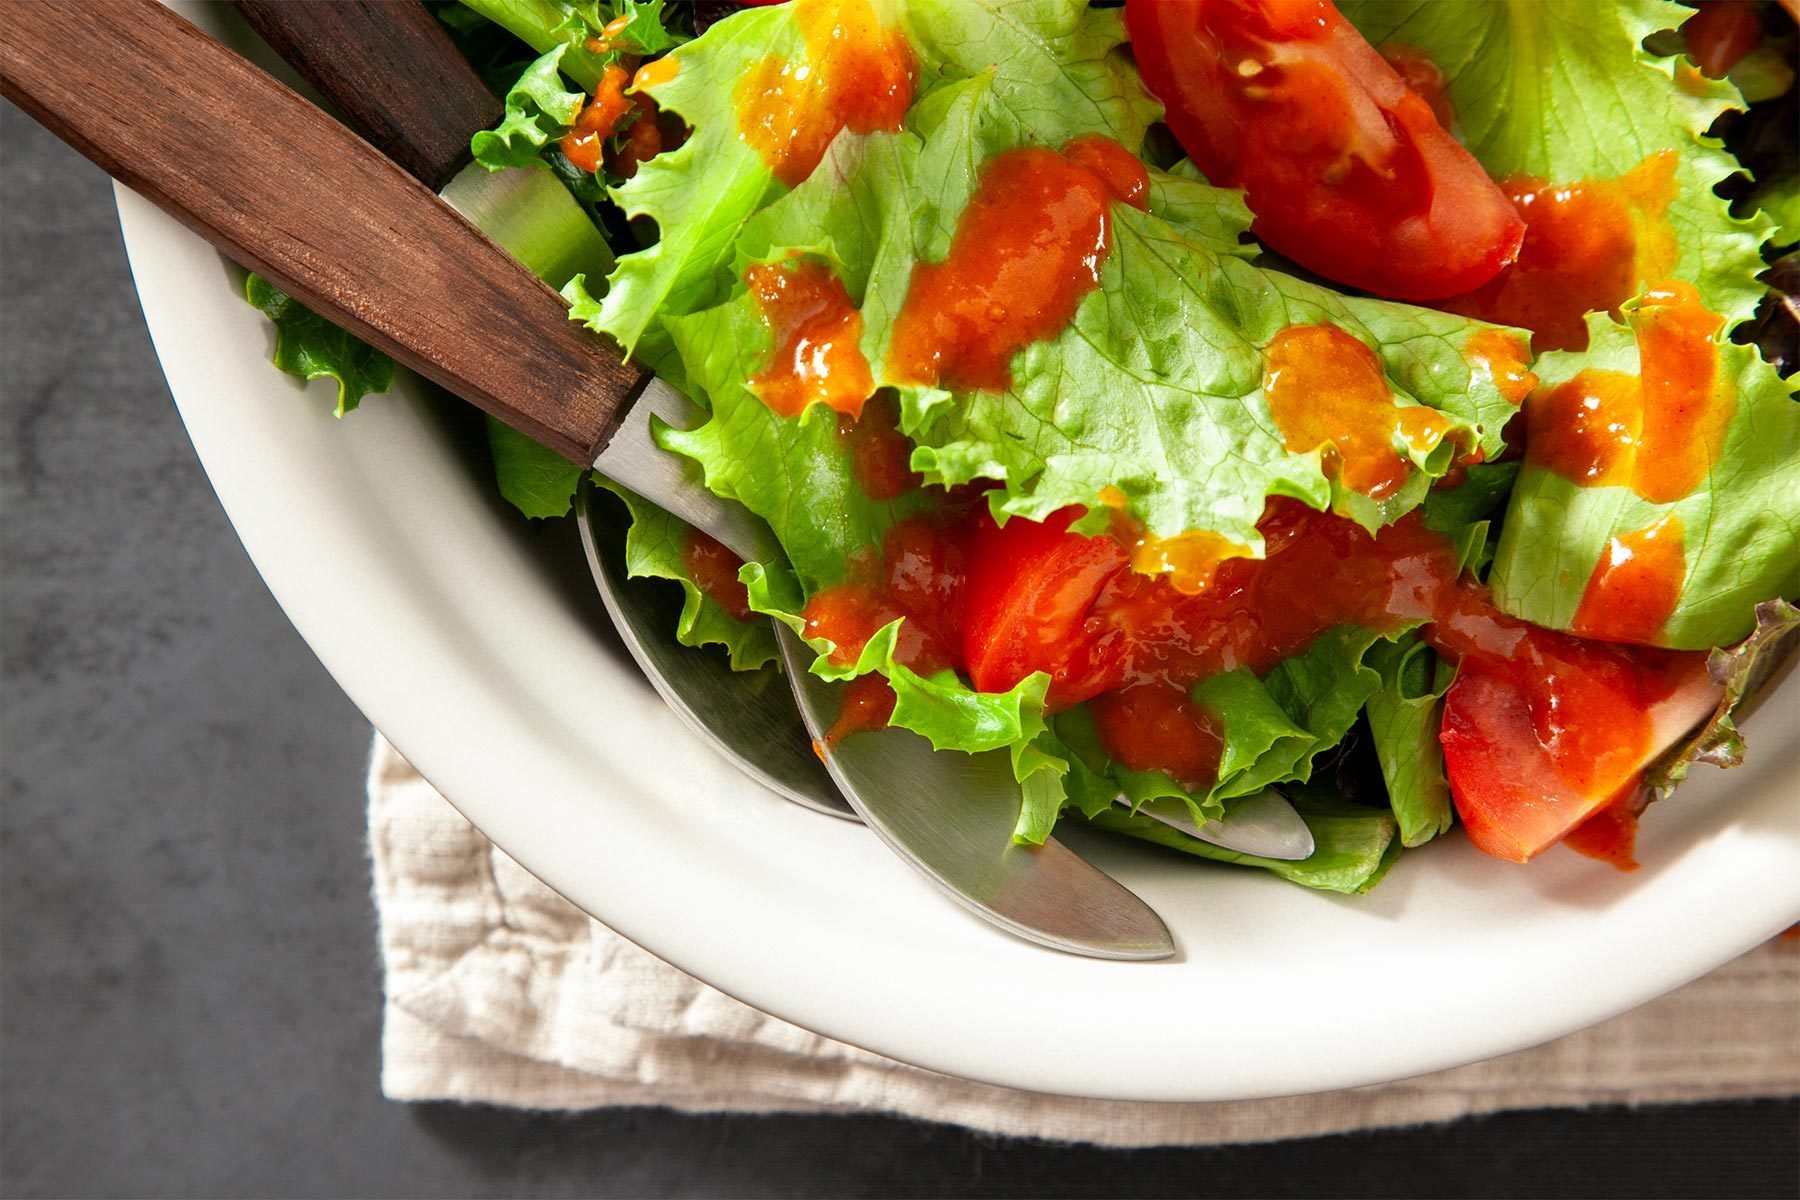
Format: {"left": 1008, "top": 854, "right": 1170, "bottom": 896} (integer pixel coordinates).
{"left": 575, "top": 478, "right": 851, "bottom": 818}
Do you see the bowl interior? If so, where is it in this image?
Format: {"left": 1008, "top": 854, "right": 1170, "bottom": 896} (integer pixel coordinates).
{"left": 112, "top": 1, "right": 1800, "bottom": 1103}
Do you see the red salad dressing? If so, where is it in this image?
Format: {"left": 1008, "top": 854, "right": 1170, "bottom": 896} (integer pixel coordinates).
{"left": 1525, "top": 282, "right": 1732, "bottom": 507}
{"left": 802, "top": 515, "right": 971, "bottom": 674}
{"left": 822, "top": 673, "right": 899, "bottom": 746}
{"left": 681, "top": 531, "right": 754, "bottom": 622}
{"left": 838, "top": 392, "right": 919, "bottom": 501}
{"left": 745, "top": 257, "right": 875, "bottom": 418}
{"left": 1571, "top": 514, "right": 1687, "bottom": 645}
{"left": 1561, "top": 785, "right": 1648, "bottom": 871}
{"left": 1088, "top": 683, "right": 1224, "bottom": 792}
{"left": 1262, "top": 325, "right": 1453, "bottom": 501}
{"left": 1442, "top": 151, "right": 1681, "bottom": 352}
{"left": 887, "top": 138, "right": 1149, "bottom": 392}
{"left": 735, "top": 0, "right": 915, "bottom": 187}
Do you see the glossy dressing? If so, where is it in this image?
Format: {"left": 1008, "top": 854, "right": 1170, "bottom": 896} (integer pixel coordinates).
{"left": 1443, "top": 152, "right": 1681, "bottom": 351}
{"left": 887, "top": 138, "right": 1148, "bottom": 392}
{"left": 746, "top": 258, "right": 875, "bottom": 418}
{"left": 735, "top": 0, "right": 915, "bottom": 187}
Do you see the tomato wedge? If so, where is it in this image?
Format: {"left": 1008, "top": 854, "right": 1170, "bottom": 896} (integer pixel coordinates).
{"left": 1434, "top": 630, "right": 1719, "bottom": 863}
{"left": 1125, "top": 0, "right": 1525, "bottom": 300}
{"left": 961, "top": 507, "right": 1129, "bottom": 705}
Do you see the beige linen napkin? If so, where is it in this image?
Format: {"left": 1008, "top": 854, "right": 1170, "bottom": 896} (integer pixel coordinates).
{"left": 370, "top": 736, "right": 1800, "bottom": 1146}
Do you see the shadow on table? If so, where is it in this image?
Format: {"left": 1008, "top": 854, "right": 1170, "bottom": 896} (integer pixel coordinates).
{"left": 407, "top": 1096, "right": 1798, "bottom": 1200}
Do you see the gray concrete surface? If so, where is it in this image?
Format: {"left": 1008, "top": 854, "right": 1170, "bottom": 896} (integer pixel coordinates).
{"left": 3, "top": 100, "right": 1796, "bottom": 1200}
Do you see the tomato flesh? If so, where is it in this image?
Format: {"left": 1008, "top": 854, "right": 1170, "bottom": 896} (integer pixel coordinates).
{"left": 1432, "top": 614, "right": 1719, "bottom": 863}
{"left": 961, "top": 507, "right": 1131, "bottom": 705}
{"left": 1125, "top": 0, "right": 1524, "bottom": 300}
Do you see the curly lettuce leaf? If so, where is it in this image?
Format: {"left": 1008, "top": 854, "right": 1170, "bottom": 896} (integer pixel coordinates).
{"left": 583, "top": 0, "right": 1158, "bottom": 358}
{"left": 680, "top": 72, "right": 1519, "bottom": 575}
{"left": 1489, "top": 309, "right": 1800, "bottom": 649}
{"left": 471, "top": 44, "right": 586, "bottom": 172}
{"left": 1421, "top": 461, "right": 1519, "bottom": 577}
{"left": 1755, "top": 174, "right": 1800, "bottom": 250}
{"left": 1052, "top": 624, "right": 1417, "bottom": 847}
{"left": 1341, "top": 0, "right": 1773, "bottom": 327}
{"left": 570, "top": 4, "right": 791, "bottom": 353}
{"left": 598, "top": 478, "right": 777, "bottom": 669}
{"left": 243, "top": 274, "right": 394, "bottom": 417}
{"left": 1363, "top": 634, "right": 1456, "bottom": 847}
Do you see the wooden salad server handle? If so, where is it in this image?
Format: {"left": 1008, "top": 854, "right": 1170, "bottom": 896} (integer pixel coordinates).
{"left": 0, "top": 0, "right": 647, "bottom": 465}
{"left": 231, "top": 0, "right": 499, "bottom": 193}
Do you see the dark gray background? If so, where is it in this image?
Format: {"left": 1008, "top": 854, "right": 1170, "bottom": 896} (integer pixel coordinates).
{"left": 3, "top": 100, "right": 1796, "bottom": 1200}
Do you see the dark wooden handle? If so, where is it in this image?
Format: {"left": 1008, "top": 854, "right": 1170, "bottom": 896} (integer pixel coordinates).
{"left": 233, "top": 0, "right": 500, "bottom": 192}
{"left": 0, "top": 0, "right": 645, "bottom": 465}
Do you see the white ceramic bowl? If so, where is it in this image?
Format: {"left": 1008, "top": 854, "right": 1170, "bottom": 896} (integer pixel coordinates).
{"left": 116, "top": 4, "right": 1800, "bottom": 1103}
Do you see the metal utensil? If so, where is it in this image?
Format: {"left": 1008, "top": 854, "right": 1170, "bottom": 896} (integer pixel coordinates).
{"left": 577, "top": 479, "right": 848, "bottom": 817}
{"left": 776, "top": 629, "right": 1175, "bottom": 960}
{"left": 1116, "top": 791, "right": 1315, "bottom": 860}
{"left": 198, "top": 0, "right": 1173, "bottom": 956}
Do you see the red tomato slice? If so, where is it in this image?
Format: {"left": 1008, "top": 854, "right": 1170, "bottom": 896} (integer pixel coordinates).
{"left": 961, "top": 507, "right": 1130, "bottom": 706}
{"left": 1438, "top": 645, "right": 1719, "bottom": 863}
{"left": 1125, "top": 0, "right": 1525, "bottom": 300}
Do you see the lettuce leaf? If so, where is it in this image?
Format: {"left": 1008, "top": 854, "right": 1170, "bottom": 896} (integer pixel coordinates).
{"left": 1341, "top": 0, "right": 1773, "bottom": 327}
{"left": 1363, "top": 633, "right": 1456, "bottom": 847}
{"left": 486, "top": 418, "right": 585, "bottom": 519}
{"left": 243, "top": 274, "right": 394, "bottom": 417}
{"left": 1052, "top": 624, "right": 1416, "bottom": 851}
{"left": 575, "top": 3, "right": 798, "bottom": 355}
{"left": 470, "top": 44, "right": 586, "bottom": 172}
{"left": 1489, "top": 309, "right": 1800, "bottom": 649}
{"left": 598, "top": 478, "right": 778, "bottom": 669}
{"left": 1342, "top": 1, "right": 1796, "bottom": 649}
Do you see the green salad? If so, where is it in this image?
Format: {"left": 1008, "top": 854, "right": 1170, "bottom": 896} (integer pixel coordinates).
{"left": 249, "top": 0, "right": 1799, "bottom": 893}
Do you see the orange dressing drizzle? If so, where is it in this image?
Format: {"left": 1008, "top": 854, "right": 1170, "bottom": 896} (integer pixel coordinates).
{"left": 735, "top": 0, "right": 915, "bottom": 187}
{"left": 745, "top": 257, "right": 875, "bottom": 418}
{"left": 1465, "top": 329, "right": 1538, "bottom": 407}
{"left": 1525, "top": 282, "right": 1731, "bottom": 503}
{"left": 888, "top": 138, "right": 1150, "bottom": 392}
{"left": 1262, "top": 324, "right": 1450, "bottom": 500}
{"left": 632, "top": 56, "right": 679, "bottom": 91}
{"left": 1571, "top": 514, "right": 1687, "bottom": 645}
{"left": 560, "top": 64, "right": 633, "bottom": 174}
{"left": 1631, "top": 283, "right": 1732, "bottom": 503}
{"left": 681, "top": 531, "right": 754, "bottom": 622}
{"left": 1119, "top": 521, "right": 1252, "bottom": 596}
{"left": 1441, "top": 151, "right": 1681, "bottom": 352}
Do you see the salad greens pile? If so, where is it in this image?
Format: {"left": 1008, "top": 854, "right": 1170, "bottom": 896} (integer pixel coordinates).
{"left": 247, "top": 0, "right": 1799, "bottom": 893}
